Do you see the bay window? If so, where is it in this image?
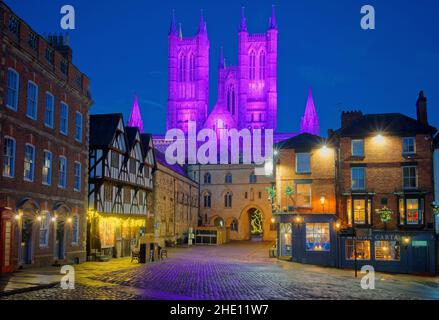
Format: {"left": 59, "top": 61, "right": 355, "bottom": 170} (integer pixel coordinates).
{"left": 347, "top": 196, "right": 372, "bottom": 226}
{"left": 398, "top": 197, "right": 424, "bottom": 226}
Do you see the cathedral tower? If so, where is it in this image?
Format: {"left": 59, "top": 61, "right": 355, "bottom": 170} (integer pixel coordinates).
{"left": 167, "top": 10, "right": 210, "bottom": 134}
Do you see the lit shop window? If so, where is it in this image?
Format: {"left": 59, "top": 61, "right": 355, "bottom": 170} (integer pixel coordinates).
{"left": 346, "top": 240, "right": 371, "bottom": 260}
{"left": 375, "top": 240, "right": 400, "bottom": 261}
{"left": 306, "top": 223, "right": 330, "bottom": 252}
{"left": 399, "top": 198, "right": 424, "bottom": 225}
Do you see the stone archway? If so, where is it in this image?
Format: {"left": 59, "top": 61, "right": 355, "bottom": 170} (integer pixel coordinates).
{"left": 16, "top": 198, "right": 40, "bottom": 265}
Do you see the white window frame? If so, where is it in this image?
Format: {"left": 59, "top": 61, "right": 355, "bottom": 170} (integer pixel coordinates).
{"left": 44, "top": 92, "right": 54, "bottom": 128}
{"left": 58, "top": 156, "right": 67, "bottom": 189}
{"left": 6, "top": 68, "right": 19, "bottom": 111}
{"left": 74, "top": 161, "right": 81, "bottom": 192}
{"left": 75, "top": 111, "right": 83, "bottom": 142}
{"left": 351, "top": 167, "right": 366, "bottom": 190}
{"left": 23, "top": 143, "right": 35, "bottom": 182}
{"left": 402, "top": 166, "right": 417, "bottom": 190}
{"left": 60, "top": 102, "right": 69, "bottom": 136}
{"left": 351, "top": 139, "right": 365, "bottom": 157}
{"left": 402, "top": 137, "right": 416, "bottom": 155}
{"left": 3, "top": 136, "right": 16, "bottom": 178}
{"left": 42, "top": 150, "right": 52, "bottom": 186}
{"left": 26, "top": 80, "right": 38, "bottom": 120}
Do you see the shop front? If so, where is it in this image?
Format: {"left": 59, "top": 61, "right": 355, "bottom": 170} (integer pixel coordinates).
{"left": 88, "top": 211, "right": 148, "bottom": 260}
{"left": 339, "top": 230, "right": 437, "bottom": 275}
{"left": 277, "top": 214, "right": 339, "bottom": 267}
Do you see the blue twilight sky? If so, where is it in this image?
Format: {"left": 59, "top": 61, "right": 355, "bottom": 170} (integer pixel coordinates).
{"left": 7, "top": 0, "right": 439, "bottom": 136}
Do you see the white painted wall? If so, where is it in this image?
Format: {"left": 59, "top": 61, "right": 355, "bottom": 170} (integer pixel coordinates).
{"left": 434, "top": 148, "right": 439, "bottom": 201}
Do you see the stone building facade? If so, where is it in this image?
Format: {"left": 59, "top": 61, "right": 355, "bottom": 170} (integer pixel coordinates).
{"left": 153, "top": 151, "right": 199, "bottom": 247}
{"left": 0, "top": 3, "right": 92, "bottom": 272}
{"left": 188, "top": 164, "right": 276, "bottom": 242}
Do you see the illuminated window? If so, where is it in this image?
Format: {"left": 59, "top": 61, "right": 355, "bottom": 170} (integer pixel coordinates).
{"left": 249, "top": 50, "right": 256, "bottom": 80}
{"left": 189, "top": 53, "right": 196, "bottom": 82}
{"left": 24, "top": 144, "right": 35, "bottom": 182}
{"left": 346, "top": 240, "right": 370, "bottom": 260}
{"left": 3, "top": 137, "right": 16, "bottom": 178}
{"left": 351, "top": 139, "right": 364, "bottom": 157}
{"left": 259, "top": 51, "right": 266, "bottom": 79}
{"left": 402, "top": 137, "right": 415, "bottom": 155}
{"left": 399, "top": 197, "right": 424, "bottom": 225}
{"left": 58, "top": 156, "right": 67, "bottom": 188}
{"left": 72, "top": 215, "right": 79, "bottom": 244}
{"left": 296, "top": 183, "right": 312, "bottom": 208}
{"left": 351, "top": 167, "right": 365, "bottom": 190}
{"left": 306, "top": 223, "right": 330, "bottom": 251}
{"left": 402, "top": 166, "right": 417, "bottom": 189}
{"left": 375, "top": 240, "right": 400, "bottom": 261}
{"left": 42, "top": 151, "right": 52, "bottom": 185}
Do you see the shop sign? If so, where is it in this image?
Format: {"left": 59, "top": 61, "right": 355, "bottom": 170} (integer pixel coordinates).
{"left": 412, "top": 241, "right": 428, "bottom": 247}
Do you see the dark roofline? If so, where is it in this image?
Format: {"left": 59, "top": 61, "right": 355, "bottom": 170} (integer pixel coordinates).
{"left": 274, "top": 133, "right": 332, "bottom": 151}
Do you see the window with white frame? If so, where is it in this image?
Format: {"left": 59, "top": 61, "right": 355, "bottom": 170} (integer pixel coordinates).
{"left": 42, "top": 151, "right": 52, "bottom": 185}
{"left": 296, "top": 153, "right": 311, "bottom": 174}
{"left": 75, "top": 112, "right": 83, "bottom": 142}
{"left": 351, "top": 167, "right": 365, "bottom": 190}
{"left": 6, "top": 68, "right": 19, "bottom": 110}
{"left": 39, "top": 213, "right": 50, "bottom": 247}
{"left": 44, "top": 92, "right": 54, "bottom": 128}
{"left": 24, "top": 144, "right": 35, "bottom": 182}
{"left": 305, "top": 223, "right": 330, "bottom": 251}
{"left": 58, "top": 156, "right": 67, "bottom": 188}
{"left": 26, "top": 81, "right": 38, "bottom": 119}
{"left": 402, "top": 137, "right": 415, "bottom": 155}
{"left": 74, "top": 162, "right": 81, "bottom": 192}
{"left": 60, "top": 102, "right": 69, "bottom": 135}
{"left": 3, "top": 137, "right": 16, "bottom": 178}
{"left": 351, "top": 139, "right": 364, "bottom": 157}
{"left": 72, "top": 215, "right": 79, "bottom": 244}
{"left": 402, "top": 166, "right": 417, "bottom": 189}
{"left": 399, "top": 197, "right": 424, "bottom": 225}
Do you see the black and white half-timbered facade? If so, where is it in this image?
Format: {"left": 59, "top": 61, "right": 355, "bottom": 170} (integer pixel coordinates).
{"left": 88, "top": 114, "right": 156, "bottom": 259}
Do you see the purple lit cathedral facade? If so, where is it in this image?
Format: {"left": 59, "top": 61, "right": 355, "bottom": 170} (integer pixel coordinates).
{"left": 166, "top": 7, "right": 281, "bottom": 135}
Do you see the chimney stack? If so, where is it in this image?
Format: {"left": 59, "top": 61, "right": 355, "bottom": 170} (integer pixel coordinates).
{"left": 341, "top": 111, "right": 363, "bottom": 128}
{"left": 416, "top": 91, "right": 428, "bottom": 125}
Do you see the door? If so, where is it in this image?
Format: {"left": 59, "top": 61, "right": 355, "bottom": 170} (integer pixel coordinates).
{"left": 22, "top": 219, "right": 33, "bottom": 264}
{"left": 279, "top": 223, "right": 292, "bottom": 257}
{"left": 56, "top": 221, "right": 65, "bottom": 260}
{"left": 411, "top": 245, "right": 429, "bottom": 274}
{"left": 1, "top": 213, "right": 14, "bottom": 273}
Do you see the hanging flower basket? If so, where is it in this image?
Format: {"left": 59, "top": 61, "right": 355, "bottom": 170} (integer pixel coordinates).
{"left": 431, "top": 202, "right": 439, "bottom": 215}
{"left": 377, "top": 207, "right": 393, "bottom": 223}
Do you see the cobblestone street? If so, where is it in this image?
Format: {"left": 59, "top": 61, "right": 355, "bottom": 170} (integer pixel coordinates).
{"left": 2, "top": 242, "right": 439, "bottom": 300}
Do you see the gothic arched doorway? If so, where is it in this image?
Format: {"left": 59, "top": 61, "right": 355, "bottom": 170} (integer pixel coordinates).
{"left": 249, "top": 208, "right": 263, "bottom": 241}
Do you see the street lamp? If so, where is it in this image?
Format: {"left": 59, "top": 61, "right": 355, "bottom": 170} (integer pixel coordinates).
{"left": 320, "top": 195, "right": 326, "bottom": 212}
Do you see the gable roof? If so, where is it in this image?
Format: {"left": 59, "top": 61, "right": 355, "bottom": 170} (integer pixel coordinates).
{"left": 275, "top": 133, "right": 327, "bottom": 151}
{"left": 141, "top": 133, "right": 157, "bottom": 170}
{"left": 125, "top": 126, "right": 141, "bottom": 151}
{"left": 89, "top": 113, "right": 123, "bottom": 148}
{"left": 336, "top": 113, "right": 437, "bottom": 137}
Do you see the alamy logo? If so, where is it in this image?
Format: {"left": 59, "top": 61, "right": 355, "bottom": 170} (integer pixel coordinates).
{"left": 164, "top": 122, "right": 274, "bottom": 175}
{"left": 361, "top": 5, "right": 375, "bottom": 30}
{"left": 60, "top": 5, "right": 75, "bottom": 30}
{"left": 60, "top": 265, "right": 75, "bottom": 289}
{"left": 360, "top": 265, "right": 375, "bottom": 290}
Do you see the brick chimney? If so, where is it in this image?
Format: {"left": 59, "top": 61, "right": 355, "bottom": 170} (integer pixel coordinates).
{"left": 341, "top": 111, "right": 363, "bottom": 128}
{"left": 416, "top": 91, "right": 428, "bottom": 125}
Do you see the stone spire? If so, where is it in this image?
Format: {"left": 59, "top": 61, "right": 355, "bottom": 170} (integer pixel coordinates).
{"left": 128, "top": 95, "right": 144, "bottom": 133}
{"left": 169, "top": 10, "right": 177, "bottom": 36}
{"left": 300, "top": 88, "right": 320, "bottom": 136}
{"left": 269, "top": 5, "right": 278, "bottom": 29}
{"left": 239, "top": 7, "right": 247, "bottom": 32}
{"left": 178, "top": 23, "right": 183, "bottom": 40}
{"left": 198, "top": 9, "right": 207, "bottom": 35}
{"left": 219, "top": 46, "right": 225, "bottom": 69}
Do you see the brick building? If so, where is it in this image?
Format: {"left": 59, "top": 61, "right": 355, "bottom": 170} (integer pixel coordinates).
{"left": 331, "top": 91, "right": 437, "bottom": 274}
{"left": 273, "top": 133, "right": 338, "bottom": 265}
{"left": 153, "top": 150, "right": 199, "bottom": 247}
{"left": 0, "top": 3, "right": 92, "bottom": 272}
{"left": 188, "top": 163, "right": 276, "bottom": 242}
{"left": 434, "top": 134, "right": 439, "bottom": 202}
